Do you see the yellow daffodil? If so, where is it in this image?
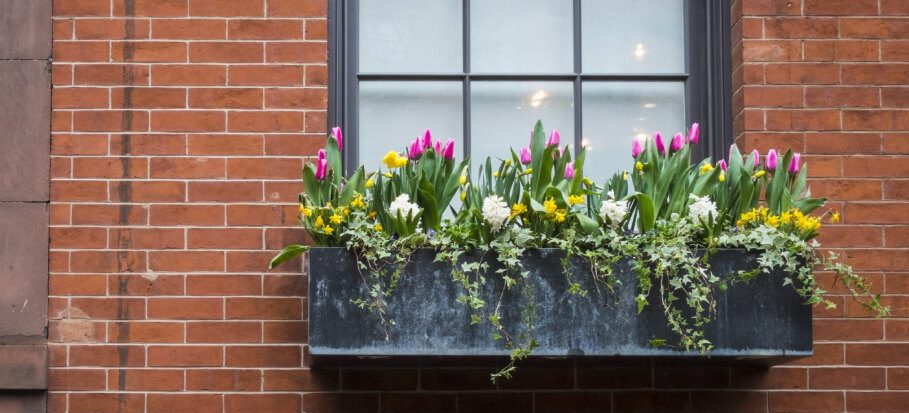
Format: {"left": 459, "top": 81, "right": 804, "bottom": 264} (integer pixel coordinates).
{"left": 830, "top": 211, "right": 840, "bottom": 224}
{"left": 341, "top": 207, "right": 350, "bottom": 216}
{"left": 718, "top": 172, "right": 726, "bottom": 182}
{"left": 382, "top": 151, "right": 399, "bottom": 169}
{"left": 505, "top": 159, "right": 512, "bottom": 166}
{"left": 369, "top": 211, "right": 377, "bottom": 219}
{"left": 493, "top": 171, "right": 499, "bottom": 178}
{"left": 365, "top": 178, "right": 375, "bottom": 189}
{"left": 394, "top": 156, "right": 408, "bottom": 168}
{"left": 582, "top": 177, "right": 592, "bottom": 186}
{"left": 554, "top": 209, "right": 567, "bottom": 223}
{"left": 459, "top": 175, "right": 467, "bottom": 185}
{"left": 635, "top": 161, "right": 644, "bottom": 172}
{"left": 350, "top": 195, "right": 364, "bottom": 209}
{"left": 510, "top": 203, "right": 527, "bottom": 219}
{"left": 568, "top": 195, "right": 585, "bottom": 205}
{"left": 383, "top": 172, "right": 393, "bottom": 178}
{"left": 324, "top": 226, "right": 334, "bottom": 235}
{"left": 623, "top": 171, "right": 629, "bottom": 180}
{"left": 524, "top": 168, "right": 532, "bottom": 175}
{"left": 767, "top": 216, "right": 779, "bottom": 227}
{"left": 374, "top": 223, "right": 383, "bottom": 232}
{"left": 329, "top": 214, "right": 343, "bottom": 225}
{"left": 753, "top": 170, "right": 766, "bottom": 179}
{"left": 460, "top": 190, "right": 466, "bottom": 201}
{"left": 700, "top": 163, "right": 714, "bottom": 174}
{"left": 543, "top": 198, "right": 557, "bottom": 214}
{"left": 314, "top": 216, "right": 325, "bottom": 228}
{"left": 300, "top": 205, "right": 312, "bottom": 218}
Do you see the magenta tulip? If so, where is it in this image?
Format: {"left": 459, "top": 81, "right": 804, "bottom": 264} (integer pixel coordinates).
{"left": 409, "top": 138, "right": 423, "bottom": 159}
{"left": 315, "top": 158, "right": 327, "bottom": 180}
{"left": 654, "top": 132, "right": 666, "bottom": 156}
{"left": 434, "top": 141, "right": 442, "bottom": 154}
{"left": 766, "top": 149, "right": 778, "bottom": 171}
{"left": 788, "top": 152, "right": 801, "bottom": 175}
{"left": 442, "top": 139, "right": 455, "bottom": 160}
{"left": 547, "top": 129, "right": 560, "bottom": 147}
{"left": 718, "top": 159, "right": 728, "bottom": 172}
{"left": 520, "top": 147, "right": 532, "bottom": 164}
{"left": 564, "top": 162, "right": 575, "bottom": 180}
{"left": 318, "top": 148, "right": 326, "bottom": 162}
{"left": 421, "top": 129, "right": 432, "bottom": 149}
{"left": 632, "top": 137, "right": 644, "bottom": 158}
{"left": 670, "top": 132, "right": 684, "bottom": 152}
{"left": 751, "top": 149, "right": 760, "bottom": 167}
{"left": 687, "top": 123, "right": 700, "bottom": 145}
{"left": 331, "top": 126, "right": 343, "bottom": 151}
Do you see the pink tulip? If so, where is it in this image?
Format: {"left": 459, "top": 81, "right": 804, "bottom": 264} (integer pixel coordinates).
{"left": 318, "top": 148, "right": 326, "bottom": 162}
{"left": 654, "top": 132, "right": 666, "bottom": 156}
{"left": 520, "top": 147, "right": 532, "bottom": 164}
{"left": 442, "top": 139, "right": 455, "bottom": 160}
{"left": 315, "top": 158, "right": 327, "bottom": 180}
{"left": 421, "top": 129, "right": 432, "bottom": 149}
{"left": 434, "top": 141, "right": 442, "bottom": 154}
{"left": 718, "top": 159, "right": 728, "bottom": 172}
{"left": 564, "top": 162, "right": 575, "bottom": 180}
{"left": 409, "top": 138, "right": 423, "bottom": 159}
{"left": 788, "top": 152, "right": 801, "bottom": 175}
{"left": 547, "top": 129, "right": 560, "bottom": 147}
{"left": 331, "top": 126, "right": 343, "bottom": 151}
{"left": 632, "top": 138, "right": 644, "bottom": 158}
{"left": 766, "top": 149, "right": 778, "bottom": 171}
{"left": 670, "top": 133, "right": 684, "bottom": 152}
{"left": 751, "top": 149, "right": 760, "bottom": 167}
{"left": 687, "top": 123, "right": 700, "bottom": 145}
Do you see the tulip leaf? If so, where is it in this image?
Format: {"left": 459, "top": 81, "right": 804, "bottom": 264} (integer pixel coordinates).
{"left": 269, "top": 244, "right": 309, "bottom": 270}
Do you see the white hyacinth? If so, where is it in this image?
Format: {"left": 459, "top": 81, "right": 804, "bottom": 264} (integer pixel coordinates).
{"left": 482, "top": 195, "right": 510, "bottom": 232}
{"left": 688, "top": 195, "right": 718, "bottom": 223}
{"left": 388, "top": 193, "right": 420, "bottom": 219}
{"left": 599, "top": 199, "right": 628, "bottom": 226}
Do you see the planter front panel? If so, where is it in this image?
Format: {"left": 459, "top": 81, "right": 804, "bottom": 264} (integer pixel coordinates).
{"left": 308, "top": 248, "right": 811, "bottom": 362}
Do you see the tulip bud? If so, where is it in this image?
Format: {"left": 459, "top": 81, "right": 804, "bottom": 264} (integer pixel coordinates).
{"left": 631, "top": 137, "right": 644, "bottom": 158}
{"left": 547, "top": 129, "right": 560, "bottom": 147}
{"left": 318, "top": 148, "right": 326, "bottom": 162}
{"left": 766, "top": 149, "right": 778, "bottom": 172}
{"left": 434, "top": 141, "right": 441, "bottom": 154}
{"left": 315, "top": 158, "right": 328, "bottom": 180}
{"left": 670, "top": 133, "right": 684, "bottom": 152}
{"left": 409, "top": 138, "right": 423, "bottom": 159}
{"left": 654, "top": 132, "right": 666, "bottom": 156}
{"left": 421, "top": 128, "right": 432, "bottom": 149}
{"left": 520, "top": 147, "right": 532, "bottom": 164}
{"left": 687, "top": 123, "right": 700, "bottom": 145}
{"left": 442, "top": 139, "right": 455, "bottom": 160}
{"left": 788, "top": 152, "right": 801, "bottom": 175}
{"left": 331, "top": 127, "right": 343, "bottom": 151}
{"left": 718, "top": 159, "right": 728, "bottom": 172}
{"left": 564, "top": 162, "right": 575, "bottom": 180}
{"left": 751, "top": 149, "right": 760, "bottom": 167}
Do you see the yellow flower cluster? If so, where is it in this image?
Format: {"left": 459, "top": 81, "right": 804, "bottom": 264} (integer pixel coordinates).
{"left": 543, "top": 197, "right": 567, "bottom": 223}
{"left": 568, "top": 195, "right": 585, "bottom": 206}
{"left": 510, "top": 203, "right": 527, "bottom": 220}
{"left": 382, "top": 151, "right": 408, "bottom": 169}
{"left": 737, "top": 207, "right": 822, "bottom": 236}
{"left": 298, "top": 193, "right": 378, "bottom": 238}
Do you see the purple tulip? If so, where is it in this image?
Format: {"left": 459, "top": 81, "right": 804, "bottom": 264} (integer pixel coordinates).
{"left": 318, "top": 148, "right": 326, "bottom": 162}
{"left": 421, "top": 129, "right": 432, "bottom": 149}
{"left": 331, "top": 126, "right": 343, "bottom": 151}
{"left": 520, "top": 147, "right": 532, "bottom": 164}
{"left": 788, "top": 152, "right": 801, "bottom": 175}
{"left": 564, "top": 162, "right": 575, "bottom": 180}
{"left": 718, "top": 159, "right": 728, "bottom": 172}
{"left": 766, "top": 149, "right": 778, "bottom": 171}
{"left": 315, "top": 158, "right": 327, "bottom": 180}
{"left": 409, "top": 138, "right": 423, "bottom": 159}
{"left": 654, "top": 132, "right": 666, "bottom": 156}
{"left": 547, "top": 129, "right": 560, "bottom": 147}
{"left": 751, "top": 149, "right": 760, "bottom": 167}
{"left": 632, "top": 138, "right": 644, "bottom": 158}
{"left": 687, "top": 123, "right": 700, "bottom": 145}
{"left": 670, "top": 133, "right": 684, "bottom": 152}
{"left": 442, "top": 139, "right": 455, "bottom": 160}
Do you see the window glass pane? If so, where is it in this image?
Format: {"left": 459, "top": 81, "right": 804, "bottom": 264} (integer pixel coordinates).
{"left": 359, "top": 0, "right": 462, "bottom": 73}
{"left": 470, "top": 0, "right": 573, "bottom": 73}
{"left": 359, "top": 81, "right": 463, "bottom": 172}
{"left": 582, "top": 81, "right": 685, "bottom": 183}
{"left": 470, "top": 81, "right": 574, "bottom": 169}
{"left": 582, "top": 0, "right": 685, "bottom": 73}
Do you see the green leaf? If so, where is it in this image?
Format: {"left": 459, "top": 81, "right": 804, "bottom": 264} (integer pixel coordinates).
{"left": 302, "top": 165, "right": 321, "bottom": 206}
{"left": 269, "top": 245, "right": 309, "bottom": 270}
{"left": 630, "top": 192, "right": 656, "bottom": 232}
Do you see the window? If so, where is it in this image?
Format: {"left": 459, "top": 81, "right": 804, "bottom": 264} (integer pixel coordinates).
{"left": 329, "top": 0, "right": 731, "bottom": 182}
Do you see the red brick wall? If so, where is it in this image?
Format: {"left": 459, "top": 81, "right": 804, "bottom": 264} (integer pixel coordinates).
{"left": 47, "top": 0, "right": 909, "bottom": 412}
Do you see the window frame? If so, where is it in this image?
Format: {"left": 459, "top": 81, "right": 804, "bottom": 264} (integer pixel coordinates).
{"left": 328, "top": 0, "right": 732, "bottom": 174}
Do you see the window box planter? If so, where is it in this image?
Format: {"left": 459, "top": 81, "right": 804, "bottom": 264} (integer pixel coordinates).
{"left": 308, "top": 247, "right": 811, "bottom": 365}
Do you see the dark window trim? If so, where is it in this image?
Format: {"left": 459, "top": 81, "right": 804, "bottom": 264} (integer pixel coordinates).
{"left": 328, "top": 0, "right": 732, "bottom": 173}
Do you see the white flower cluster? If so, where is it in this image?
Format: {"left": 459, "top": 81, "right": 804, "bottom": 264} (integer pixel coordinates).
{"left": 389, "top": 193, "right": 420, "bottom": 219}
{"left": 482, "top": 195, "right": 510, "bottom": 232}
{"left": 688, "top": 195, "right": 718, "bottom": 223}
{"left": 599, "top": 191, "right": 628, "bottom": 226}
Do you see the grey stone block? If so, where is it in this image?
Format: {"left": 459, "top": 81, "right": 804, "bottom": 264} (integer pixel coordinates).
{"left": 0, "top": 61, "right": 50, "bottom": 201}
{"left": 0, "top": 391, "right": 46, "bottom": 412}
{"left": 0, "top": 203, "right": 48, "bottom": 341}
{"left": 0, "top": 0, "right": 52, "bottom": 59}
{"left": 0, "top": 345, "right": 46, "bottom": 389}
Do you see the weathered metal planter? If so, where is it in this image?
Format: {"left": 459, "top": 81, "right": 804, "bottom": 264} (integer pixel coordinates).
{"left": 308, "top": 248, "right": 812, "bottom": 365}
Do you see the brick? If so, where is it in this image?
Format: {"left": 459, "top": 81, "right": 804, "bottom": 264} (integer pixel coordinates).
{"left": 764, "top": 17, "right": 839, "bottom": 38}
{"left": 152, "top": 19, "right": 226, "bottom": 40}
{"left": 53, "top": 40, "right": 108, "bottom": 62}
{"left": 149, "top": 204, "right": 225, "bottom": 226}
{"left": 187, "top": 369, "right": 261, "bottom": 391}
{"left": 885, "top": 226, "right": 909, "bottom": 245}
{"left": 305, "top": 65, "right": 328, "bottom": 86}
{"left": 110, "top": 41, "right": 186, "bottom": 62}
{"left": 53, "top": 87, "right": 108, "bottom": 109}
{"left": 69, "top": 393, "right": 144, "bottom": 413}
{"left": 108, "top": 322, "right": 184, "bottom": 343}
{"left": 71, "top": 204, "right": 147, "bottom": 225}
{"left": 188, "top": 228, "right": 262, "bottom": 249}
{"left": 109, "top": 227, "right": 185, "bottom": 250}
{"left": 69, "top": 250, "right": 146, "bottom": 273}
{"left": 263, "top": 321, "right": 306, "bottom": 342}
{"left": 227, "top": 158, "right": 301, "bottom": 179}
{"left": 188, "top": 181, "right": 262, "bottom": 202}
{"left": 186, "top": 321, "right": 261, "bottom": 343}
{"left": 49, "top": 274, "right": 107, "bottom": 295}
{"left": 75, "top": 19, "right": 150, "bottom": 40}
{"left": 742, "top": 0, "right": 803, "bottom": 15}
{"left": 152, "top": 64, "right": 226, "bottom": 86}
{"left": 882, "top": 87, "right": 909, "bottom": 107}
{"left": 844, "top": 247, "right": 909, "bottom": 270}
{"left": 305, "top": 19, "right": 327, "bottom": 40}
{"left": 69, "top": 345, "right": 145, "bottom": 367}
{"left": 50, "top": 227, "right": 107, "bottom": 249}
{"left": 228, "top": 20, "right": 303, "bottom": 40}
{"left": 883, "top": 1, "right": 909, "bottom": 15}
{"left": 264, "top": 134, "right": 324, "bottom": 156}
{"left": 810, "top": 179, "right": 883, "bottom": 200}
{"left": 733, "top": 367, "right": 807, "bottom": 389}
{"left": 884, "top": 133, "right": 909, "bottom": 153}
{"left": 111, "top": 87, "right": 186, "bottom": 109}
{"left": 147, "top": 394, "right": 222, "bottom": 413}
{"left": 844, "top": 110, "right": 909, "bottom": 130}
{"left": 265, "top": 42, "right": 326, "bottom": 63}
{"left": 189, "top": 0, "right": 265, "bottom": 17}
{"left": 72, "top": 157, "right": 148, "bottom": 178}
{"left": 844, "top": 156, "right": 909, "bottom": 177}
{"left": 766, "top": 109, "right": 840, "bottom": 131}
{"left": 151, "top": 110, "right": 225, "bottom": 132}
{"left": 805, "top": 132, "right": 881, "bottom": 154}
{"left": 149, "top": 251, "right": 224, "bottom": 272}
{"left": 149, "top": 157, "right": 225, "bottom": 179}
{"left": 230, "top": 251, "right": 294, "bottom": 272}
{"left": 148, "top": 297, "right": 223, "bottom": 319}
{"left": 49, "top": 369, "right": 106, "bottom": 391}
{"left": 227, "top": 204, "right": 296, "bottom": 226}
{"left": 769, "top": 392, "right": 844, "bottom": 412}
{"left": 882, "top": 40, "right": 909, "bottom": 61}
{"left": 75, "top": 64, "right": 150, "bottom": 86}
{"left": 228, "top": 111, "right": 303, "bottom": 132}
{"left": 226, "top": 297, "right": 302, "bottom": 320}
{"left": 189, "top": 42, "right": 264, "bottom": 63}
{"left": 108, "top": 181, "right": 185, "bottom": 202}
{"left": 889, "top": 367, "right": 909, "bottom": 389}
{"left": 108, "top": 369, "right": 184, "bottom": 391}
{"left": 225, "top": 346, "right": 301, "bottom": 367}
{"left": 189, "top": 134, "right": 264, "bottom": 155}
{"left": 804, "top": 0, "right": 878, "bottom": 15}
{"left": 814, "top": 319, "right": 884, "bottom": 340}
{"left": 190, "top": 88, "right": 263, "bottom": 109}
{"left": 806, "top": 87, "right": 879, "bottom": 108}
{"left": 842, "top": 18, "right": 909, "bottom": 38}
{"left": 265, "top": 88, "right": 327, "bottom": 109}
{"left": 765, "top": 63, "right": 840, "bottom": 85}
{"left": 148, "top": 345, "right": 223, "bottom": 366}
{"left": 818, "top": 225, "right": 883, "bottom": 247}
{"left": 884, "top": 181, "right": 909, "bottom": 200}
{"left": 225, "top": 394, "right": 301, "bottom": 413}
{"left": 52, "top": 134, "right": 108, "bottom": 155}
{"left": 843, "top": 64, "right": 909, "bottom": 84}
{"left": 847, "top": 393, "right": 909, "bottom": 412}
{"left": 612, "top": 391, "right": 689, "bottom": 413}
{"left": 229, "top": 66, "right": 305, "bottom": 86}
{"left": 743, "top": 40, "right": 801, "bottom": 62}
{"left": 109, "top": 274, "right": 185, "bottom": 296}
{"left": 302, "top": 393, "right": 378, "bottom": 413}
{"left": 268, "top": 0, "right": 327, "bottom": 17}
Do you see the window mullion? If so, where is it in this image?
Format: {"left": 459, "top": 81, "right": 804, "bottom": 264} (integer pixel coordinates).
{"left": 573, "top": 0, "right": 582, "bottom": 154}
{"left": 463, "top": 0, "right": 471, "bottom": 159}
